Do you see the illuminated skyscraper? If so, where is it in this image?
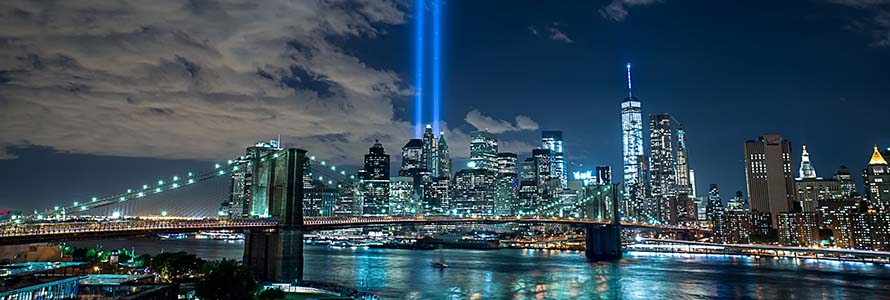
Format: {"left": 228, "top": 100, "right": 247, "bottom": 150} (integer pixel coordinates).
{"left": 744, "top": 134, "right": 796, "bottom": 228}
{"left": 542, "top": 130, "right": 567, "bottom": 189}
{"left": 621, "top": 64, "right": 645, "bottom": 206}
{"left": 361, "top": 140, "right": 390, "bottom": 181}
{"left": 361, "top": 140, "right": 391, "bottom": 216}
{"left": 437, "top": 133, "right": 451, "bottom": 178}
{"left": 399, "top": 139, "right": 425, "bottom": 176}
{"left": 649, "top": 113, "right": 676, "bottom": 223}
{"left": 799, "top": 145, "right": 817, "bottom": 179}
{"left": 864, "top": 146, "right": 890, "bottom": 212}
{"left": 707, "top": 184, "right": 723, "bottom": 221}
{"left": 495, "top": 152, "right": 519, "bottom": 215}
{"left": 675, "top": 126, "right": 692, "bottom": 196}
{"left": 470, "top": 130, "right": 499, "bottom": 172}
{"left": 422, "top": 125, "right": 437, "bottom": 173}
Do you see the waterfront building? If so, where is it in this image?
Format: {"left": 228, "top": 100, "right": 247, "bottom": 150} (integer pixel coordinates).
{"left": 744, "top": 134, "right": 796, "bottom": 228}
{"left": 542, "top": 130, "right": 568, "bottom": 189}
{"left": 777, "top": 212, "right": 820, "bottom": 246}
{"left": 470, "top": 130, "right": 499, "bottom": 173}
{"left": 864, "top": 146, "right": 890, "bottom": 213}
{"left": 649, "top": 113, "right": 676, "bottom": 224}
{"left": 451, "top": 168, "right": 497, "bottom": 216}
{"left": 713, "top": 210, "right": 753, "bottom": 244}
{"left": 621, "top": 64, "right": 645, "bottom": 211}
{"left": 850, "top": 212, "right": 890, "bottom": 251}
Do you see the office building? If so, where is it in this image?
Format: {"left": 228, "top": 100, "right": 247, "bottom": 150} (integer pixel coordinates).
{"left": 649, "top": 113, "right": 676, "bottom": 223}
{"left": 452, "top": 169, "right": 497, "bottom": 216}
{"left": 359, "top": 140, "right": 391, "bottom": 216}
{"left": 542, "top": 130, "right": 567, "bottom": 189}
{"left": 675, "top": 126, "right": 692, "bottom": 196}
{"left": 744, "top": 134, "right": 796, "bottom": 228}
{"left": 706, "top": 184, "right": 723, "bottom": 221}
{"left": 399, "top": 139, "right": 425, "bottom": 176}
{"left": 470, "top": 130, "right": 499, "bottom": 172}
{"left": 621, "top": 64, "right": 645, "bottom": 205}
{"left": 389, "top": 176, "right": 415, "bottom": 215}
{"left": 437, "top": 134, "right": 452, "bottom": 178}
{"left": 777, "top": 212, "right": 820, "bottom": 246}
{"left": 303, "top": 187, "right": 338, "bottom": 217}
{"left": 834, "top": 165, "right": 856, "bottom": 199}
{"left": 864, "top": 146, "right": 890, "bottom": 212}
{"left": 495, "top": 153, "right": 519, "bottom": 215}
{"left": 225, "top": 140, "right": 282, "bottom": 219}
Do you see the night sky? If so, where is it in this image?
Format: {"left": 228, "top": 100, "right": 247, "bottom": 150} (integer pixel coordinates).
{"left": 1, "top": 0, "right": 889, "bottom": 213}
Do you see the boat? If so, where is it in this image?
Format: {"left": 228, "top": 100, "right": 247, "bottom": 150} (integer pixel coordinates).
{"left": 431, "top": 247, "right": 448, "bottom": 268}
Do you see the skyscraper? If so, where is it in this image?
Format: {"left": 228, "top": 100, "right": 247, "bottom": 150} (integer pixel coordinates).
{"left": 864, "top": 146, "right": 890, "bottom": 212}
{"left": 707, "top": 184, "right": 723, "bottom": 221}
{"left": 422, "top": 125, "right": 438, "bottom": 175}
{"left": 542, "top": 130, "right": 567, "bottom": 189}
{"left": 649, "top": 113, "right": 677, "bottom": 199}
{"left": 436, "top": 133, "right": 451, "bottom": 178}
{"left": 675, "top": 126, "right": 692, "bottom": 196}
{"left": 621, "top": 63, "right": 644, "bottom": 204}
{"left": 649, "top": 113, "right": 676, "bottom": 224}
{"left": 495, "top": 152, "right": 519, "bottom": 215}
{"left": 834, "top": 165, "right": 856, "bottom": 198}
{"left": 744, "top": 134, "right": 796, "bottom": 228}
{"left": 799, "top": 145, "right": 817, "bottom": 179}
{"left": 399, "top": 139, "right": 425, "bottom": 176}
{"left": 361, "top": 140, "right": 391, "bottom": 216}
{"left": 361, "top": 140, "right": 390, "bottom": 181}
{"left": 470, "top": 130, "right": 498, "bottom": 172}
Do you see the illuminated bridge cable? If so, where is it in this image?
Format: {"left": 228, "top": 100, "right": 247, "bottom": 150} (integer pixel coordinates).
{"left": 36, "top": 149, "right": 286, "bottom": 218}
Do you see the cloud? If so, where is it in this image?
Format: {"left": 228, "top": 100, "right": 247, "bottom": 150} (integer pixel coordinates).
{"left": 829, "top": 0, "right": 890, "bottom": 47}
{"left": 464, "top": 109, "right": 539, "bottom": 134}
{"left": 598, "top": 0, "right": 663, "bottom": 22}
{"left": 0, "top": 0, "right": 534, "bottom": 166}
{"left": 528, "top": 23, "right": 574, "bottom": 43}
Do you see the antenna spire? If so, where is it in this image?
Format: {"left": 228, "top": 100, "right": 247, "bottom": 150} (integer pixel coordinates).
{"left": 626, "top": 63, "right": 633, "bottom": 98}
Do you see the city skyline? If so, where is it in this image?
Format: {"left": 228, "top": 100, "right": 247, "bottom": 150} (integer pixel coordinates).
{"left": 1, "top": 1, "right": 890, "bottom": 212}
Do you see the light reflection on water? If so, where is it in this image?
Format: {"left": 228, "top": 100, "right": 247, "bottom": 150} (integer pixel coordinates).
{"left": 71, "top": 239, "right": 890, "bottom": 299}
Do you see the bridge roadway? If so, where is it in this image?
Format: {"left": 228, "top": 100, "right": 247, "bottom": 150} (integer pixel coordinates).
{"left": 0, "top": 216, "right": 705, "bottom": 245}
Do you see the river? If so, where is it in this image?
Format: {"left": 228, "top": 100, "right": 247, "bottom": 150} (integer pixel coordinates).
{"left": 69, "top": 238, "right": 890, "bottom": 299}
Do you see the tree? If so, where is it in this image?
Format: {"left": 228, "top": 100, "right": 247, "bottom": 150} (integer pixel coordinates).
{"left": 147, "top": 252, "right": 205, "bottom": 283}
{"left": 195, "top": 259, "right": 258, "bottom": 300}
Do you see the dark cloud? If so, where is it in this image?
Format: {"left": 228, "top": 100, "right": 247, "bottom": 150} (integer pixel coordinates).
{"left": 598, "top": 0, "right": 663, "bottom": 22}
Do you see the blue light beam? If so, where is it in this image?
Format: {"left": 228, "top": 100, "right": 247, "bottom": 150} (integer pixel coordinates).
{"left": 413, "top": 0, "right": 425, "bottom": 138}
{"left": 432, "top": 0, "right": 442, "bottom": 134}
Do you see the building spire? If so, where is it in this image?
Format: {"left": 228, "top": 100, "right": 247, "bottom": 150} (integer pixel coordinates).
{"left": 870, "top": 146, "right": 888, "bottom": 165}
{"left": 799, "top": 145, "right": 816, "bottom": 178}
{"left": 626, "top": 63, "right": 633, "bottom": 98}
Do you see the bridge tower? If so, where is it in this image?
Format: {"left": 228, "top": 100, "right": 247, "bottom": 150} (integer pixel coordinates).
{"left": 582, "top": 183, "right": 623, "bottom": 260}
{"left": 243, "top": 148, "right": 306, "bottom": 283}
